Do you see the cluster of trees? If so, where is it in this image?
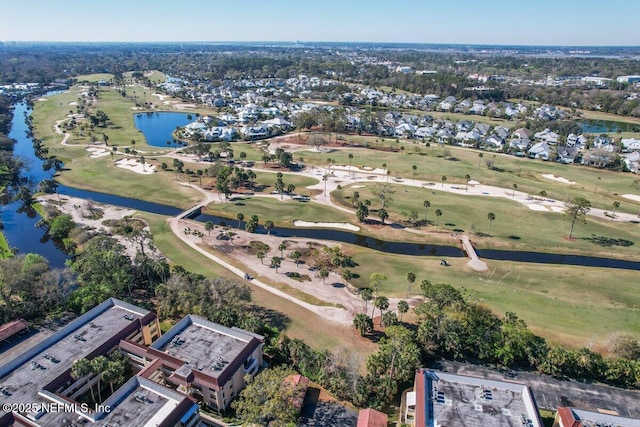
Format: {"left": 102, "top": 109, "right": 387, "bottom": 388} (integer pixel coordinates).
{"left": 71, "top": 351, "right": 129, "bottom": 403}
{"left": 415, "top": 280, "right": 640, "bottom": 388}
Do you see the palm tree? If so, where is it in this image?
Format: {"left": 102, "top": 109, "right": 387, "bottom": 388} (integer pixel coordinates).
{"left": 594, "top": 176, "right": 601, "bottom": 193}
{"left": 374, "top": 296, "right": 389, "bottom": 325}
{"left": 406, "top": 271, "right": 416, "bottom": 296}
{"left": 102, "top": 361, "right": 124, "bottom": 395}
{"left": 236, "top": 212, "right": 244, "bottom": 229}
{"left": 270, "top": 256, "right": 282, "bottom": 273}
{"left": 205, "top": 221, "right": 214, "bottom": 237}
{"left": 512, "top": 183, "right": 518, "bottom": 197}
{"left": 322, "top": 173, "right": 330, "bottom": 196}
{"left": 398, "top": 300, "right": 409, "bottom": 321}
{"left": 287, "top": 183, "right": 296, "bottom": 198}
{"left": 264, "top": 220, "right": 274, "bottom": 235}
{"left": 71, "top": 358, "right": 95, "bottom": 402}
{"left": 478, "top": 152, "right": 484, "bottom": 167}
{"left": 291, "top": 250, "right": 302, "bottom": 267}
{"left": 412, "top": 165, "right": 417, "bottom": 181}
{"left": 465, "top": 174, "right": 471, "bottom": 192}
{"left": 348, "top": 153, "right": 354, "bottom": 176}
{"left": 319, "top": 268, "right": 330, "bottom": 284}
{"left": 441, "top": 175, "right": 447, "bottom": 187}
{"left": 341, "top": 269, "right": 352, "bottom": 285}
{"left": 378, "top": 208, "right": 388, "bottom": 225}
{"left": 360, "top": 288, "right": 373, "bottom": 313}
{"left": 612, "top": 201, "right": 620, "bottom": 220}
{"left": 257, "top": 251, "right": 265, "bottom": 264}
{"left": 278, "top": 241, "right": 288, "bottom": 257}
{"left": 90, "top": 356, "right": 109, "bottom": 403}
{"left": 423, "top": 200, "right": 430, "bottom": 221}
{"left": 435, "top": 209, "right": 443, "bottom": 225}
{"left": 353, "top": 313, "right": 373, "bottom": 336}
{"left": 488, "top": 212, "right": 496, "bottom": 233}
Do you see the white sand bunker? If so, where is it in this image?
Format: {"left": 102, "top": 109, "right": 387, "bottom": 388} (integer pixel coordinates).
{"left": 115, "top": 158, "right": 155, "bottom": 174}
{"left": 175, "top": 103, "right": 197, "bottom": 109}
{"left": 542, "top": 174, "right": 575, "bottom": 185}
{"left": 293, "top": 220, "right": 360, "bottom": 232}
{"left": 468, "top": 180, "right": 480, "bottom": 185}
{"left": 527, "top": 204, "right": 549, "bottom": 212}
{"left": 622, "top": 194, "right": 640, "bottom": 203}
{"left": 68, "top": 101, "right": 78, "bottom": 106}
{"left": 351, "top": 185, "right": 365, "bottom": 188}
{"left": 550, "top": 206, "right": 564, "bottom": 213}
{"left": 86, "top": 147, "right": 111, "bottom": 158}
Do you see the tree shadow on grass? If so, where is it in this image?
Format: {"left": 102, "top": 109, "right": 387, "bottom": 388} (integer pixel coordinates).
{"left": 582, "top": 235, "right": 634, "bottom": 247}
{"left": 248, "top": 305, "right": 290, "bottom": 330}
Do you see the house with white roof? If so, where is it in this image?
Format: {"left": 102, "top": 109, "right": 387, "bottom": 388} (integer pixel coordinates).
{"left": 534, "top": 128, "right": 560, "bottom": 145}
{"left": 528, "top": 142, "right": 551, "bottom": 160}
{"left": 621, "top": 138, "right": 640, "bottom": 152}
{"left": 566, "top": 133, "right": 588, "bottom": 150}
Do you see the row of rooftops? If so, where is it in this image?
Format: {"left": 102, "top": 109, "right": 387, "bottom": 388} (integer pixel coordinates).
{"left": 0, "top": 298, "right": 262, "bottom": 426}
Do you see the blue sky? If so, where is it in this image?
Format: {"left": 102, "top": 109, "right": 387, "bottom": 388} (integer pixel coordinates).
{"left": 1, "top": 0, "right": 638, "bottom": 46}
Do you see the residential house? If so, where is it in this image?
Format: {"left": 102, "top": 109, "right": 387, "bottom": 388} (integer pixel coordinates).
{"left": 557, "top": 146, "right": 578, "bottom": 164}
{"left": 184, "top": 121, "right": 207, "bottom": 137}
{"left": 593, "top": 136, "right": 616, "bottom": 152}
{"left": 623, "top": 151, "right": 640, "bottom": 173}
{"left": 454, "top": 129, "right": 482, "bottom": 146}
{"left": 241, "top": 125, "right": 269, "bottom": 140}
{"left": 204, "top": 126, "right": 238, "bottom": 142}
{"left": 566, "top": 133, "right": 588, "bottom": 150}
{"left": 395, "top": 123, "right": 416, "bottom": 138}
{"left": 436, "top": 129, "right": 453, "bottom": 144}
{"left": 456, "top": 120, "right": 473, "bottom": 132}
{"left": 528, "top": 142, "right": 551, "bottom": 160}
{"left": 263, "top": 117, "right": 292, "bottom": 131}
{"left": 512, "top": 127, "right": 533, "bottom": 140}
{"left": 473, "top": 123, "right": 490, "bottom": 136}
{"left": 534, "top": 128, "right": 560, "bottom": 145}
{"left": 509, "top": 137, "right": 531, "bottom": 153}
{"left": 484, "top": 134, "right": 505, "bottom": 150}
{"left": 493, "top": 126, "right": 510, "bottom": 139}
{"left": 439, "top": 96, "right": 456, "bottom": 111}
{"left": 414, "top": 126, "right": 436, "bottom": 140}
{"left": 621, "top": 138, "right": 640, "bottom": 152}
{"left": 581, "top": 149, "right": 615, "bottom": 167}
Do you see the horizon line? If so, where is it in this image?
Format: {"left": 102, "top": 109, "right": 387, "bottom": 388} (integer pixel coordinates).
{"left": 2, "top": 40, "right": 640, "bottom": 49}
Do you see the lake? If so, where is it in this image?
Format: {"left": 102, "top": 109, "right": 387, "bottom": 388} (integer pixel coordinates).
{"left": 578, "top": 119, "right": 639, "bottom": 134}
{"left": 133, "top": 111, "right": 193, "bottom": 147}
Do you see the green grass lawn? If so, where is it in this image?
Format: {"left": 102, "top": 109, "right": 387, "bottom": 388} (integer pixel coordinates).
{"left": 54, "top": 150, "right": 201, "bottom": 209}
{"left": 75, "top": 73, "right": 115, "bottom": 83}
{"left": 251, "top": 170, "right": 319, "bottom": 195}
{"left": 204, "top": 197, "right": 355, "bottom": 227}
{"left": 0, "top": 232, "right": 10, "bottom": 259}
{"left": 344, "top": 244, "right": 640, "bottom": 351}
{"left": 301, "top": 142, "right": 640, "bottom": 214}
{"left": 335, "top": 182, "right": 640, "bottom": 259}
